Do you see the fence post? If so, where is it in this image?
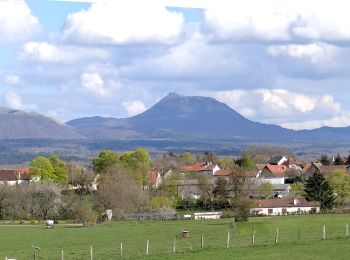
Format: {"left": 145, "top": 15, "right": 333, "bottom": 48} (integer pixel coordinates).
{"left": 90, "top": 246, "right": 93, "bottom": 260}
{"left": 226, "top": 231, "right": 230, "bottom": 249}
{"left": 173, "top": 237, "right": 176, "bottom": 253}
{"left": 346, "top": 224, "right": 349, "bottom": 237}
{"left": 61, "top": 249, "right": 64, "bottom": 260}
{"left": 323, "top": 225, "right": 326, "bottom": 240}
{"left": 120, "top": 242, "right": 123, "bottom": 257}
{"left": 201, "top": 234, "right": 204, "bottom": 249}
{"left": 275, "top": 228, "right": 279, "bottom": 244}
{"left": 146, "top": 240, "right": 149, "bottom": 255}
{"left": 252, "top": 229, "right": 256, "bottom": 245}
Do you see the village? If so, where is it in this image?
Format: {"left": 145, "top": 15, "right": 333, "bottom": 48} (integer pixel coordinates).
{"left": 0, "top": 150, "right": 347, "bottom": 222}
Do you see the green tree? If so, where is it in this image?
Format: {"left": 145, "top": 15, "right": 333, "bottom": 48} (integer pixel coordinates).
{"left": 320, "top": 154, "right": 331, "bottom": 166}
{"left": 29, "top": 156, "right": 55, "bottom": 182}
{"left": 334, "top": 154, "right": 344, "bottom": 165}
{"left": 213, "top": 177, "right": 229, "bottom": 206}
{"left": 327, "top": 170, "right": 350, "bottom": 205}
{"left": 48, "top": 155, "right": 68, "bottom": 184}
{"left": 259, "top": 182, "right": 273, "bottom": 198}
{"left": 291, "top": 182, "right": 305, "bottom": 196}
{"left": 120, "top": 148, "right": 151, "bottom": 187}
{"left": 92, "top": 150, "right": 119, "bottom": 174}
{"left": 181, "top": 152, "right": 192, "bottom": 161}
{"left": 304, "top": 172, "right": 335, "bottom": 211}
{"left": 236, "top": 153, "right": 255, "bottom": 170}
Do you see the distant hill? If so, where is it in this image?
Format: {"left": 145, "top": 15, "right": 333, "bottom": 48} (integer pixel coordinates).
{"left": 0, "top": 108, "right": 84, "bottom": 139}
{"left": 67, "top": 93, "right": 297, "bottom": 140}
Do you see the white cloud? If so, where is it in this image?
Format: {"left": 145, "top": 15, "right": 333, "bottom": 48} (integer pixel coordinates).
{"left": 3, "top": 74, "right": 24, "bottom": 85}
{"left": 80, "top": 72, "right": 120, "bottom": 97}
{"left": 122, "top": 100, "right": 147, "bottom": 116}
{"left": 0, "top": 0, "right": 41, "bottom": 43}
{"left": 63, "top": 0, "right": 184, "bottom": 44}
{"left": 20, "top": 42, "right": 110, "bottom": 64}
{"left": 4, "top": 91, "right": 37, "bottom": 110}
{"left": 268, "top": 43, "right": 338, "bottom": 66}
{"left": 203, "top": 0, "right": 350, "bottom": 43}
{"left": 121, "top": 34, "right": 247, "bottom": 80}
{"left": 214, "top": 88, "right": 342, "bottom": 129}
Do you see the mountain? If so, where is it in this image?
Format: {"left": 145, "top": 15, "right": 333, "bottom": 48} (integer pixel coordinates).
{"left": 67, "top": 93, "right": 297, "bottom": 140}
{"left": 0, "top": 108, "right": 84, "bottom": 139}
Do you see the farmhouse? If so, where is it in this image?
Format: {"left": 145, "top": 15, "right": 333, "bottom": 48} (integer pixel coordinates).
{"left": 182, "top": 161, "right": 220, "bottom": 176}
{"left": 251, "top": 197, "right": 320, "bottom": 216}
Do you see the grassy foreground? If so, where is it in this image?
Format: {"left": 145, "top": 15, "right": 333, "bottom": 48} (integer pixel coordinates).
{"left": 1, "top": 214, "right": 350, "bottom": 259}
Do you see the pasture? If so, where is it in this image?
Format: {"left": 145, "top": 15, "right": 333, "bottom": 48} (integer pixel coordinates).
{"left": 1, "top": 214, "right": 350, "bottom": 259}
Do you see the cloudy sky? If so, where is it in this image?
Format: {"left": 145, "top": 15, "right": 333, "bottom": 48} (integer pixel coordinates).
{"left": 1, "top": 0, "right": 350, "bottom": 130}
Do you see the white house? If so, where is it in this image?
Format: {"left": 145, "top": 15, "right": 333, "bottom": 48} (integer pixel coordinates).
{"left": 251, "top": 197, "right": 320, "bottom": 216}
{"left": 194, "top": 212, "right": 222, "bottom": 220}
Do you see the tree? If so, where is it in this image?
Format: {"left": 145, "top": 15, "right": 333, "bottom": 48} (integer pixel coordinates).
{"left": 291, "top": 182, "right": 305, "bottom": 196}
{"left": 320, "top": 154, "right": 331, "bottom": 166}
{"left": 213, "top": 177, "right": 229, "bottom": 206}
{"left": 236, "top": 153, "right": 255, "bottom": 170}
{"left": 334, "top": 154, "right": 344, "bottom": 165}
{"left": 92, "top": 150, "right": 119, "bottom": 174}
{"left": 304, "top": 172, "right": 335, "bottom": 211}
{"left": 198, "top": 175, "right": 213, "bottom": 210}
{"left": 259, "top": 182, "right": 273, "bottom": 198}
{"left": 327, "top": 170, "right": 350, "bottom": 205}
{"left": 29, "top": 156, "right": 55, "bottom": 182}
{"left": 48, "top": 155, "right": 68, "bottom": 184}
{"left": 119, "top": 148, "right": 151, "bottom": 187}
{"left": 95, "top": 166, "right": 147, "bottom": 217}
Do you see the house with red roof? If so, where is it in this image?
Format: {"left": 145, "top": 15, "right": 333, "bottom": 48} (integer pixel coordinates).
{"left": 150, "top": 168, "right": 162, "bottom": 189}
{"left": 258, "top": 164, "right": 288, "bottom": 184}
{"left": 0, "top": 167, "right": 30, "bottom": 185}
{"left": 182, "top": 161, "right": 220, "bottom": 176}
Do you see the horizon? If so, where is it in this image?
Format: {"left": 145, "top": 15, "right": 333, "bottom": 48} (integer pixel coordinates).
{"left": 1, "top": 0, "right": 350, "bottom": 130}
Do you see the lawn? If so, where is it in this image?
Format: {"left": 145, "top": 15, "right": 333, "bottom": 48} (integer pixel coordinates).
{"left": 1, "top": 214, "right": 350, "bottom": 259}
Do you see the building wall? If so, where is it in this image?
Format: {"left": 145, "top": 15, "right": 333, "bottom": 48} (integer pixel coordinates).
{"left": 252, "top": 206, "right": 320, "bottom": 216}
{"left": 257, "top": 178, "right": 285, "bottom": 185}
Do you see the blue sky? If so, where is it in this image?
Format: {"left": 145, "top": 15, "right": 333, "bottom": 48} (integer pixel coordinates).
{"left": 1, "top": 0, "right": 350, "bottom": 130}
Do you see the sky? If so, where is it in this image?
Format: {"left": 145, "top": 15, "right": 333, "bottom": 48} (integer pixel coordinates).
{"left": 2, "top": 0, "right": 350, "bottom": 130}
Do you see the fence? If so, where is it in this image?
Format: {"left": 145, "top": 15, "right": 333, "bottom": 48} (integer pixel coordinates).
{"left": 3, "top": 218, "right": 350, "bottom": 259}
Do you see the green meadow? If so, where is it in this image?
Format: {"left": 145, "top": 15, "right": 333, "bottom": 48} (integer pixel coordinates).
{"left": 1, "top": 214, "right": 350, "bottom": 259}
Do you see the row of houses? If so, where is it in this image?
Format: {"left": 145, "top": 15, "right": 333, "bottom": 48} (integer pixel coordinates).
{"left": 150, "top": 155, "right": 350, "bottom": 201}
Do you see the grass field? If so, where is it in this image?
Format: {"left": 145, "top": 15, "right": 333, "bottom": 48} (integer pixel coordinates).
{"left": 1, "top": 214, "right": 350, "bottom": 259}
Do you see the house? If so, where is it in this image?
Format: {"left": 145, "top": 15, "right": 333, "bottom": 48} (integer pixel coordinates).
{"left": 258, "top": 165, "right": 288, "bottom": 184}
{"left": 194, "top": 212, "right": 222, "bottom": 220}
{"left": 176, "top": 179, "right": 214, "bottom": 200}
{"left": 150, "top": 168, "right": 162, "bottom": 189}
{"left": 213, "top": 169, "right": 259, "bottom": 184}
{"left": 0, "top": 167, "right": 29, "bottom": 185}
{"left": 304, "top": 162, "right": 348, "bottom": 179}
{"left": 251, "top": 197, "right": 320, "bottom": 216}
{"left": 267, "top": 156, "right": 288, "bottom": 165}
{"left": 182, "top": 162, "right": 220, "bottom": 176}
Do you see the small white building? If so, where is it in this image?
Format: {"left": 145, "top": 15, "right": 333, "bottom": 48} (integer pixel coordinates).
{"left": 194, "top": 212, "right": 222, "bottom": 220}
{"left": 251, "top": 197, "right": 320, "bottom": 216}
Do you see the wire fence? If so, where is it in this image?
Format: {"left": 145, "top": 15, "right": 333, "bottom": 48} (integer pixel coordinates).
{"left": 6, "top": 219, "right": 349, "bottom": 260}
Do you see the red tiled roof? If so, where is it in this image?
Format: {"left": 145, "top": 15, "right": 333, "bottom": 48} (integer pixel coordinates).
{"left": 253, "top": 197, "right": 319, "bottom": 208}
{"left": 214, "top": 169, "right": 231, "bottom": 176}
{"left": 183, "top": 162, "right": 207, "bottom": 172}
{"left": 0, "top": 167, "right": 29, "bottom": 182}
{"left": 263, "top": 164, "right": 287, "bottom": 177}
